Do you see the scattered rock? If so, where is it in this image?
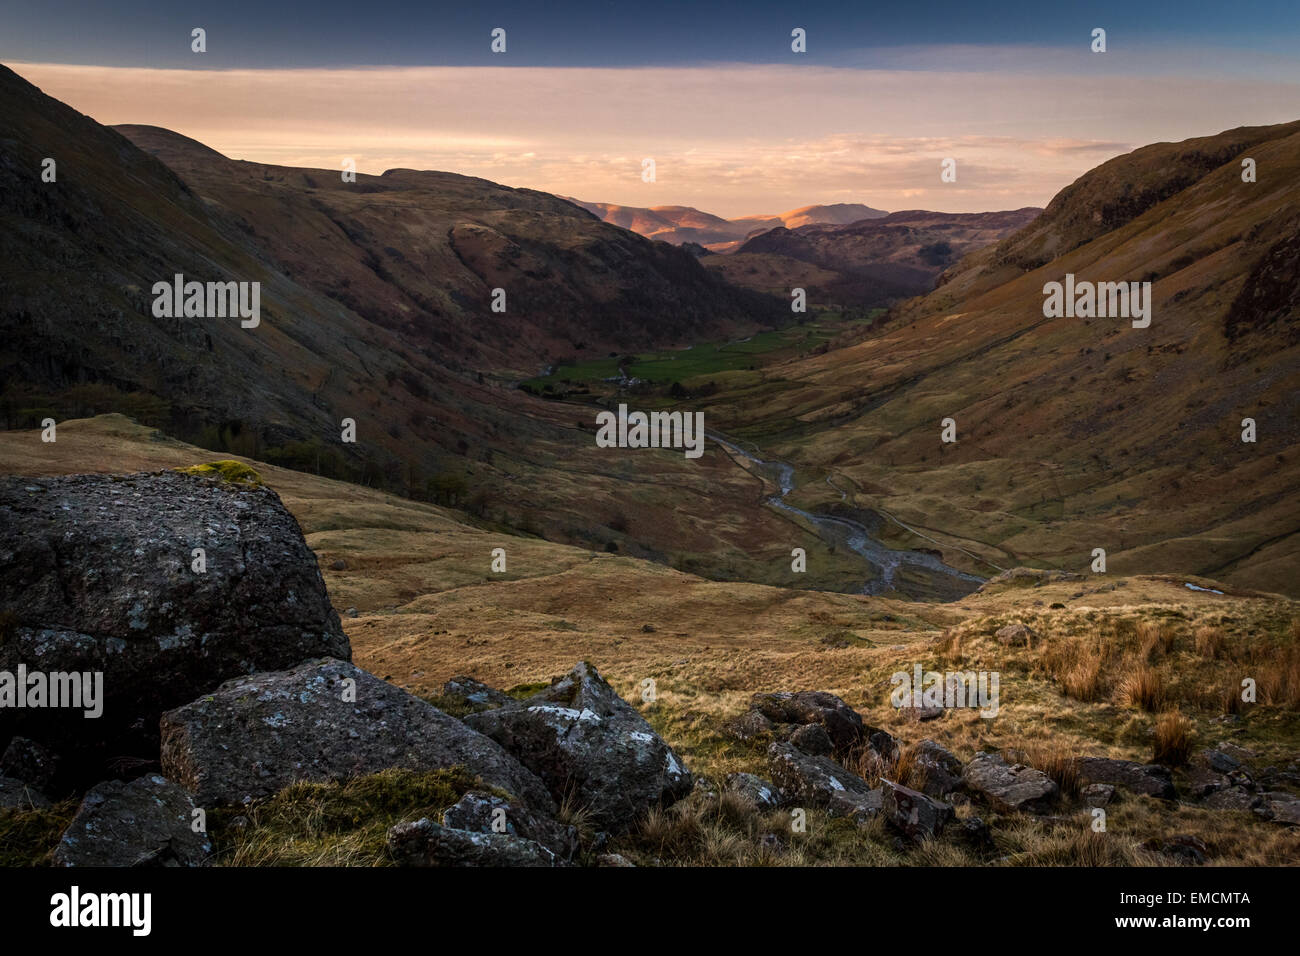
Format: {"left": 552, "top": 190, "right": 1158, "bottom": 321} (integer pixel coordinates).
{"left": 464, "top": 662, "right": 691, "bottom": 831}
{"left": 0, "top": 736, "right": 59, "bottom": 791}
{"left": 881, "top": 778, "right": 952, "bottom": 841}
{"left": 1185, "top": 767, "right": 1229, "bottom": 800}
{"left": 387, "top": 818, "right": 565, "bottom": 867}
{"left": 1199, "top": 749, "right": 1241, "bottom": 774}
{"left": 53, "top": 774, "right": 210, "bottom": 866}
{"left": 750, "top": 691, "right": 866, "bottom": 757}
{"left": 345, "top": 607, "right": 359, "bottom": 618}
{"left": 1204, "top": 787, "right": 1264, "bottom": 812}
{"left": 910, "top": 739, "right": 964, "bottom": 798}
{"left": 767, "top": 742, "right": 880, "bottom": 822}
{"left": 995, "top": 622, "right": 1037, "bottom": 646}
{"left": 725, "top": 772, "right": 781, "bottom": 809}
{"left": 0, "top": 775, "right": 50, "bottom": 809}
{"left": 160, "top": 658, "right": 553, "bottom": 810}
{"left": 329, "top": 559, "right": 348, "bottom": 571}
{"left": 1072, "top": 757, "right": 1175, "bottom": 800}
{"left": 788, "top": 723, "right": 834, "bottom": 756}
{"left": 1263, "top": 792, "right": 1300, "bottom": 825}
{"left": 1081, "top": 783, "right": 1115, "bottom": 808}
{"left": 441, "top": 790, "right": 577, "bottom": 860}
{"left": 957, "top": 815, "right": 996, "bottom": 854}
{"left": 0, "top": 472, "right": 351, "bottom": 773}
{"left": 723, "top": 709, "right": 774, "bottom": 742}
{"left": 962, "top": 752, "right": 1058, "bottom": 814}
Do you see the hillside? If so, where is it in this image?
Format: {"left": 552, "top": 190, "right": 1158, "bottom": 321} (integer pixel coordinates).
{"left": 692, "top": 122, "right": 1300, "bottom": 597}
{"left": 707, "top": 208, "right": 1042, "bottom": 309}
{"left": 2, "top": 415, "right": 1295, "bottom": 866}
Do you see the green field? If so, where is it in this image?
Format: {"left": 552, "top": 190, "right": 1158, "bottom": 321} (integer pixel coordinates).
{"left": 521, "top": 310, "right": 881, "bottom": 394}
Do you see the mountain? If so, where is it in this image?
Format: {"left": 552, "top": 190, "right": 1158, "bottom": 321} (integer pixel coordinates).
{"left": 699, "top": 121, "right": 1300, "bottom": 596}
{"left": 566, "top": 198, "right": 888, "bottom": 248}
{"left": 703, "top": 208, "right": 1041, "bottom": 309}
{"left": 0, "top": 63, "right": 784, "bottom": 484}
{"left": 0, "top": 63, "right": 882, "bottom": 595}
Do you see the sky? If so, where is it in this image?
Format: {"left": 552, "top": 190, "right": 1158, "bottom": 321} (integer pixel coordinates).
{"left": 4, "top": 1, "right": 1299, "bottom": 217}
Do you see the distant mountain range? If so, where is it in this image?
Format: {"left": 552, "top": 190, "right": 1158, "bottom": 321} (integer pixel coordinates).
{"left": 564, "top": 198, "right": 888, "bottom": 248}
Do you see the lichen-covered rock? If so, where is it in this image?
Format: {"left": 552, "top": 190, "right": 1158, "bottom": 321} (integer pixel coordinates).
{"left": 881, "top": 778, "right": 952, "bottom": 842}
{"left": 767, "top": 742, "right": 880, "bottom": 822}
{"left": 750, "top": 691, "right": 867, "bottom": 757}
{"left": 463, "top": 662, "right": 691, "bottom": 831}
{"left": 1203, "top": 786, "right": 1264, "bottom": 812}
{"left": 441, "top": 790, "right": 577, "bottom": 859}
{"left": 1072, "top": 757, "right": 1175, "bottom": 800}
{"left": 0, "top": 472, "right": 350, "bottom": 774}
{"left": 160, "top": 658, "right": 552, "bottom": 810}
{"left": 725, "top": 772, "right": 781, "bottom": 809}
{"left": 387, "top": 818, "right": 565, "bottom": 867}
{"left": 962, "top": 752, "right": 1058, "bottom": 814}
{"left": 52, "top": 773, "right": 210, "bottom": 867}
{"left": 0, "top": 774, "right": 50, "bottom": 809}
{"left": 0, "top": 736, "right": 60, "bottom": 791}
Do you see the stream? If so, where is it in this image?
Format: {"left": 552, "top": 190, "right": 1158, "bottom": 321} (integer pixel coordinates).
{"left": 709, "top": 433, "right": 985, "bottom": 598}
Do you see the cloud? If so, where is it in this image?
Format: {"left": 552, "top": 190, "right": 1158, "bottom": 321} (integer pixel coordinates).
{"left": 9, "top": 60, "right": 1299, "bottom": 217}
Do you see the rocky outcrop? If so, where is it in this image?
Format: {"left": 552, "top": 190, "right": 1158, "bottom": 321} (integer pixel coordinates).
{"left": 1071, "top": 757, "right": 1175, "bottom": 801}
{"left": 464, "top": 662, "right": 691, "bottom": 831}
{"left": 53, "top": 774, "right": 210, "bottom": 867}
{"left": 961, "top": 752, "right": 1058, "bottom": 814}
{"left": 160, "top": 658, "right": 552, "bottom": 810}
{"left": 0, "top": 472, "right": 350, "bottom": 776}
{"left": 387, "top": 818, "right": 567, "bottom": 867}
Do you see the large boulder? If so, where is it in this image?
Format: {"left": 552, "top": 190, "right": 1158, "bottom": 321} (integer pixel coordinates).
{"left": 767, "top": 742, "right": 882, "bottom": 822}
{"left": 52, "top": 774, "right": 210, "bottom": 867}
{"left": 387, "top": 818, "right": 566, "bottom": 867}
{"left": 750, "top": 691, "right": 867, "bottom": 757}
{"left": 0, "top": 736, "right": 60, "bottom": 792}
{"left": 463, "top": 663, "right": 691, "bottom": 831}
{"left": 160, "top": 658, "right": 552, "bottom": 811}
{"left": 961, "top": 752, "right": 1058, "bottom": 814}
{"left": 0, "top": 471, "right": 350, "bottom": 776}
{"left": 1071, "top": 757, "right": 1175, "bottom": 800}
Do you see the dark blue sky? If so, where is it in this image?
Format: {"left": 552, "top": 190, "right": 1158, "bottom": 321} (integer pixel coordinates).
{"left": 3, "top": 0, "right": 1298, "bottom": 68}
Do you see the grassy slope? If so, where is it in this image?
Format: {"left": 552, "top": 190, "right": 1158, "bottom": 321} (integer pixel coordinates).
{"left": 694, "top": 123, "right": 1300, "bottom": 598}
{"left": 2, "top": 416, "right": 1296, "bottom": 865}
